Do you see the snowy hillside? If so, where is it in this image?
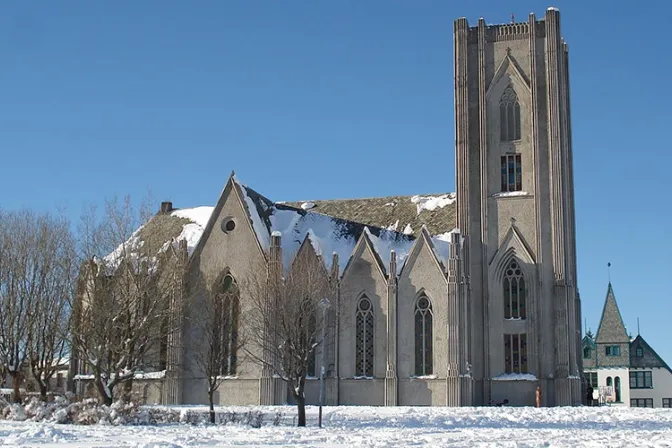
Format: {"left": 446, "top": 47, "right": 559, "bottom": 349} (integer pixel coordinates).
{"left": 1, "top": 405, "right": 671, "bottom": 447}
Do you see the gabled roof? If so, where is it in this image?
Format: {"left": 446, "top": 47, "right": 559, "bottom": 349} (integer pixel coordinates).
{"left": 232, "top": 177, "right": 454, "bottom": 277}
{"left": 582, "top": 334, "right": 596, "bottom": 349}
{"left": 104, "top": 175, "right": 458, "bottom": 279}
{"left": 595, "top": 283, "right": 630, "bottom": 344}
{"left": 284, "top": 193, "right": 456, "bottom": 237}
{"left": 630, "top": 335, "right": 672, "bottom": 373}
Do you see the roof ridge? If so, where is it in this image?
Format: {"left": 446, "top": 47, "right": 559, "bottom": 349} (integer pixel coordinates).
{"left": 283, "top": 192, "right": 455, "bottom": 203}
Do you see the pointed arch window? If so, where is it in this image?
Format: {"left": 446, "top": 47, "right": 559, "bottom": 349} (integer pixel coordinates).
{"left": 414, "top": 295, "right": 433, "bottom": 376}
{"left": 355, "top": 296, "right": 374, "bottom": 377}
{"left": 214, "top": 274, "right": 240, "bottom": 376}
{"left": 500, "top": 85, "right": 521, "bottom": 141}
{"left": 503, "top": 260, "right": 526, "bottom": 319}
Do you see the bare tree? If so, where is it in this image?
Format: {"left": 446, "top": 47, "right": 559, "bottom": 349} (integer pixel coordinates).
{"left": 0, "top": 209, "right": 76, "bottom": 403}
{"left": 71, "top": 195, "right": 187, "bottom": 405}
{"left": 26, "top": 213, "right": 77, "bottom": 401}
{"left": 243, "top": 247, "right": 333, "bottom": 427}
{"left": 191, "top": 273, "right": 244, "bottom": 423}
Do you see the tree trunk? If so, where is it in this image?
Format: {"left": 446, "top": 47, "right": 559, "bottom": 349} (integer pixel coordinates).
{"left": 95, "top": 379, "right": 113, "bottom": 406}
{"left": 208, "top": 389, "right": 215, "bottom": 424}
{"left": 294, "top": 392, "right": 306, "bottom": 427}
{"left": 11, "top": 372, "right": 22, "bottom": 404}
{"left": 39, "top": 380, "right": 48, "bottom": 402}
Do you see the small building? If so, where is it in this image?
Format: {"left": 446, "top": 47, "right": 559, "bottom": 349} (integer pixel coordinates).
{"left": 583, "top": 283, "right": 672, "bottom": 408}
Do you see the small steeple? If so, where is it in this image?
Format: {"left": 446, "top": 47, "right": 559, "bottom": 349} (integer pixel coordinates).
{"left": 595, "top": 282, "right": 630, "bottom": 344}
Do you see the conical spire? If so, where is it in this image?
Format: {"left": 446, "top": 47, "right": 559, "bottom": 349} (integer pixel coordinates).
{"left": 595, "top": 283, "right": 629, "bottom": 343}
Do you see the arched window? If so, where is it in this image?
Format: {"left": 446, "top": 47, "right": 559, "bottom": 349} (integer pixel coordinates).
{"left": 414, "top": 295, "right": 433, "bottom": 376}
{"left": 500, "top": 85, "right": 521, "bottom": 141}
{"left": 503, "top": 260, "right": 526, "bottom": 319}
{"left": 215, "top": 274, "right": 239, "bottom": 376}
{"left": 615, "top": 376, "right": 622, "bottom": 402}
{"left": 355, "top": 297, "right": 374, "bottom": 377}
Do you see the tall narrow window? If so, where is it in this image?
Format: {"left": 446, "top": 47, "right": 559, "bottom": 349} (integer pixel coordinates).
{"left": 414, "top": 296, "right": 433, "bottom": 376}
{"left": 500, "top": 85, "right": 521, "bottom": 141}
{"left": 355, "top": 297, "right": 374, "bottom": 377}
{"left": 615, "top": 376, "right": 622, "bottom": 402}
{"left": 500, "top": 154, "right": 522, "bottom": 192}
{"left": 215, "top": 274, "right": 240, "bottom": 376}
{"left": 503, "top": 260, "right": 526, "bottom": 319}
{"left": 504, "top": 334, "right": 528, "bottom": 373}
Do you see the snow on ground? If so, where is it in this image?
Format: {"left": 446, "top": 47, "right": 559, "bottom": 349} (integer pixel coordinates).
{"left": 1, "top": 405, "right": 671, "bottom": 447}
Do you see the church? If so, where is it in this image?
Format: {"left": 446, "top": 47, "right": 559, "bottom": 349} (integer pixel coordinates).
{"left": 74, "top": 7, "right": 583, "bottom": 407}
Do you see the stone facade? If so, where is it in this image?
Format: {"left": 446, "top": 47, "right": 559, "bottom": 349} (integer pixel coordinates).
{"left": 454, "top": 8, "right": 582, "bottom": 406}
{"left": 72, "top": 8, "right": 583, "bottom": 408}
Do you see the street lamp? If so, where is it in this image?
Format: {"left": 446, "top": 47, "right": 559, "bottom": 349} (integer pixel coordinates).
{"left": 318, "top": 297, "right": 331, "bottom": 428}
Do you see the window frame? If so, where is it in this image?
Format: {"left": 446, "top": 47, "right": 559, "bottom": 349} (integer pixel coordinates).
{"left": 500, "top": 154, "right": 523, "bottom": 192}
{"left": 214, "top": 273, "right": 240, "bottom": 377}
{"left": 503, "top": 260, "right": 526, "bottom": 320}
{"left": 605, "top": 345, "right": 621, "bottom": 357}
{"left": 500, "top": 85, "right": 521, "bottom": 142}
{"left": 629, "top": 371, "right": 653, "bottom": 389}
{"left": 584, "top": 372, "right": 598, "bottom": 389}
{"left": 414, "top": 295, "right": 433, "bottom": 377}
{"left": 355, "top": 296, "right": 375, "bottom": 378}
{"left": 504, "top": 333, "right": 528, "bottom": 374}
{"left": 630, "top": 398, "right": 653, "bottom": 408}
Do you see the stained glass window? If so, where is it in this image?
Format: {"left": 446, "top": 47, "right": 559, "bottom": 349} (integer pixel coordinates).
{"left": 503, "top": 260, "right": 526, "bottom": 319}
{"left": 414, "top": 296, "right": 433, "bottom": 376}
{"left": 355, "top": 297, "right": 374, "bottom": 377}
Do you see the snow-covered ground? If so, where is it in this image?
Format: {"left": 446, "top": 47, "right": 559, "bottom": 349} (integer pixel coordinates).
{"left": 1, "top": 405, "right": 671, "bottom": 447}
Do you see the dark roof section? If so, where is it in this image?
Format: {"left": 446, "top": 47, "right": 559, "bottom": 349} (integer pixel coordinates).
{"left": 274, "top": 203, "right": 416, "bottom": 250}
{"left": 285, "top": 193, "right": 457, "bottom": 236}
{"left": 630, "top": 335, "right": 672, "bottom": 373}
{"left": 595, "top": 283, "right": 630, "bottom": 344}
{"left": 582, "top": 334, "right": 596, "bottom": 349}
{"left": 240, "top": 183, "right": 275, "bottom": 233}
{"left": 241, "top": 183, "right": 419, "bottom": 249}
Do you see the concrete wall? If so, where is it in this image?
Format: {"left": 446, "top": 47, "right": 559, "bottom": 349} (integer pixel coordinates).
{"left": 397, "top": 238, "right": 448, "bottom": 380}
{"left": 398, "top": 379, "right": 447, "bottom": 406}
{"left": 339, "top": 241, "right": 388, "bottom": 380}
{"left": 490, "top": 379, "right": 538, "bottom": 406}
{"left": 338, "top": 379, "right": 385, "bottom": 405}
{"left": 181, "top": 180, "right": 268, "bottom": 404}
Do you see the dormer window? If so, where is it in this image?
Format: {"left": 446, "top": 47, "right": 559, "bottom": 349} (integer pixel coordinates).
{"left": 583, "top": 347, "right": 592, "bottom": 359}
{"left": 635, "top": 347, "right": 644, "bottom": 357}
{"left": 606, "top": 345, "right": 621, "bottom": 356}
{"left": 500, "top": 85, "right": 521, "bottom": 142}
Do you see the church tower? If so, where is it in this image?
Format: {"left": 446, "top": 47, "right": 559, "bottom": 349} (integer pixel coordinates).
{"left": 454, "top": 8, "right": 582, "bottom": 405}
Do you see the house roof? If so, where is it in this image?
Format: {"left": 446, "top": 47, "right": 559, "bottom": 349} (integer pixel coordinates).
{"left": 595, "top": 283, "right": 630, "bottom": 344}
{"left": 630, "top": 335, "right": 672, "bottom": 373}
{"left": 284, "top": 193, "right": 457, "bottom": 237}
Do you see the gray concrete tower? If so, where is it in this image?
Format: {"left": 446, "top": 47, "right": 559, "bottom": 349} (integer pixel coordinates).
{"left": 454, "top": 7, "right": 582, "bottom": 406}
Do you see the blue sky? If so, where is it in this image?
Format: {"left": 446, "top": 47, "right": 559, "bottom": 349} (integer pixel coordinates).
{"left": 1, "top": 1, "right": 670, "bottom": 367}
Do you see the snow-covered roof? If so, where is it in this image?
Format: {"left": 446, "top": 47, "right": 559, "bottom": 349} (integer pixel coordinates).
{"left": 103, "top": 176, "right": 461, "bottom": 278}
{"left": 232, "top": 177, "right": 458, "bottom": 275}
